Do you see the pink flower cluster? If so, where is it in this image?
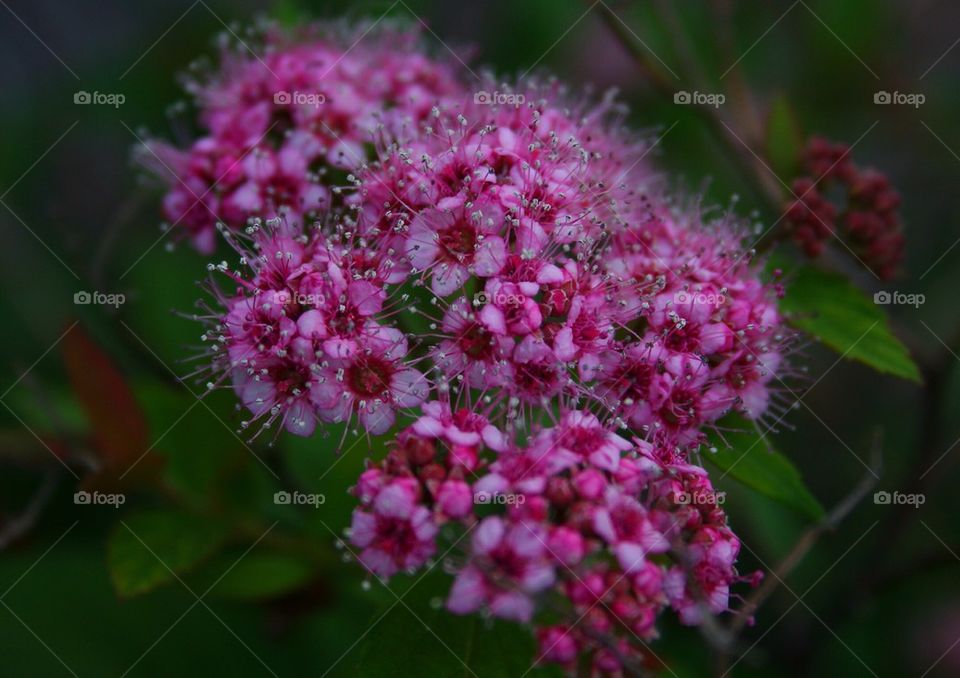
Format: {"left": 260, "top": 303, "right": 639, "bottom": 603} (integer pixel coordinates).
{"left": 347, "top": 408, "right": 758, "bottom": 674}
{"left": 193, "top": 80, "right": 790, "bottom": 453}
{"left": 158, "top": 21, "right": 793, "bottom": 674}
{"left": 141, "top": 22, "right": 464, "bottom": 253}
{"left": 200, "top": 224, "right": 430, "bottom": 437}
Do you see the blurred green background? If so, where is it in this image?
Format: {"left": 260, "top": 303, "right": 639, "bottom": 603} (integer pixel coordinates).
{"left": 1, "top": 0, "right": 958, "bottom": 675}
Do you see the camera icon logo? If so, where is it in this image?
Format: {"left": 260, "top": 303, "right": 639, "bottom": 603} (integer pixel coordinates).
{"left": 473, "top": 491, "right": 492, "bottom": 504}
{"left": 874, "top": 490, "right": 891, "bottom": 505}
{"left": 473, "top": 291, "right": 489, "bottom": 306}
{"left": 274, "top": 91, "right": 292, "bottom": 105}
{"left": 873, "top": 291, "right": 891, "bottom": 305}
{"left": 674, "top": 491, "right": 691, "bottom": 505}
{"left": 74, "top": 291, "right": 92, "bottom": 305}
{"left": 474, "top": 90, "right": 492, "bottom": 104}
{"left": 274, "top": 491, "right": 292, "bottom": 505}
{"left": 74, "top": 491, "right": 91, "bottom": 505}
{"left": 674, "top": 91, "right": 692, "bottom": 104}
{"left": 874, "top": 91, "right": 891, "bottom": 105}
{"left": 74, "top": 91, "right": 91, "bottom": 104}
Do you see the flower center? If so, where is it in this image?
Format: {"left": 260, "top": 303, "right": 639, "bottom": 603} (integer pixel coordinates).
{"left": 270, "top": 363, "right": 309, "bottom": 398}
{"left": 347, "top": 356, "right": 394, "bottom": 398}
{"left": 459, "top": 324, "right": 496, "bottom": 360}
{"left": 608, "top": 360, "right": 653, "bottom": 402}
{"left": 328, "top": 304, "right": 365, "bottom": 336}
{"left": 661, "top": 390, "right": 696, "bottom": 428}
{"left": 514, "top": 361, "right": 560, "bottom": 399}
{"left": 438, "top": 221, "right": 477, "bottom": 262}
{"left": 264, "top": 175, "right": 301, "bottom": 207}
{"left": 611, "top": 505, "right": 643, "bottom": 539}
{"left": 377, "top": 517, "right": 417, "bottom": 557}
{"left": 565, "top": 425, "right": 605, "bottom": 454}
{"left": 490, "top": 546, "right": 526, "bottom": 579}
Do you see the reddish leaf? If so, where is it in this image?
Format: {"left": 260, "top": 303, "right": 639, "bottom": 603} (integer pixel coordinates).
{"left": 60, "top": 323, "right": 150, "bottom": 469}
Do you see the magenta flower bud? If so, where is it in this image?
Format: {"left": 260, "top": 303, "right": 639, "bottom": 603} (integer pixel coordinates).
{"left": 536, "top": 626, "right": 578, "bottom": 664}
{"left": 436, "top": 480, "right": 473, "bottom": 519}
{"left": 573, "top": 469, "right": 606, "bottom": 500}
{"left": 547, "top": 526, "right": 585, "bottom": 566}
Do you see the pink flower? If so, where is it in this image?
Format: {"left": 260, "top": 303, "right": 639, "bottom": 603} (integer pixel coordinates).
{"left": 433, "top": 297, "right": 513, "bottom": 389}
{"left": 593, "top": 488, "right": 670, "bottom": 573}
{"left": 292, "top": 265, "right": 386, "bottom": 360}
{"left": 232, "top": 356, "right": 319, "bottom": 436}
{"left": 478, "top": 279, "right": 542, "bottom": 336}
{"left": 349, "top": 478, "right": 438, "bottom": 579}
{"left": 551, "top": 292, "right": 615, "bottom": 362}
{"left": 447, "top": 516, "right": 555, "bottom": 622}
{"left": 312, "top": 326, "right": 428, "bottom": 434}
{"left": 221, "top": 137, "right": 330, "bottom": 227}
{"left": 476, "top": 429, "right": 579, "bottom": 499}
{"left": 406, "top": 202, "right": 507, "bottom": 296}
{"left": 509, "top": 336, "right": 566, "bottom": 403}
{"left": 143, "top": 137, "right": 244, "bottom": 253}
{"left": 411, "top": 400, "right": 507, "bottom": 453}
{"left": 552, "top": 410, "right": 631, "bottom": 472}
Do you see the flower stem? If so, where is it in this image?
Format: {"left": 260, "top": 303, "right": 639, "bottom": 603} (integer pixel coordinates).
{"left": 594, "top": 2, "right": 786, "bottom": 214}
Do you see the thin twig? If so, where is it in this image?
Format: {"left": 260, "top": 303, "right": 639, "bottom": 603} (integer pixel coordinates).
{"left": 594, "top": 0, "right": 785, "bottom": 211}
{"left": 834, "top": 324, "right": 959, "bottom": 615}
{"left": 709, "top": 0, "right": 764, "bottom": 145}
{"left": 726, "top": 431, "right": 883, "bottom": 636}
{"left": 0, "top": 469, "right": 61, "bottom": 550}
{"left": 650, "top": 0, "right": 711, "bottom": 93}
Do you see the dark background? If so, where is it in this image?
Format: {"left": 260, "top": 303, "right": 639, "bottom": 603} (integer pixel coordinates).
{"left": 1, "top": 1, "right": 959, "bottom": 675}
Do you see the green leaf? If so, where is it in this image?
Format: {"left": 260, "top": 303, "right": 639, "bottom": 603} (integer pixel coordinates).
{"left": 705, "top": 423, "right": 824, "bottom": 521}
{"left": 195, "top": 552, "right": 315, "bottom": 600}
{"left": 780, "top": 266, "right": 922, "bottom": 382}
{"left": 765, "top": 95, "right": 803, "bottom": 181}
{"left": 135, "top": 382, "right": 284, "bottom": 511}
{"left": 108, "top": 510, "right": 231, "bottom": 597}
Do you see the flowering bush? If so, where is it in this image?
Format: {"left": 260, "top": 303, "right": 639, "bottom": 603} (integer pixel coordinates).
{"left": 131, "top": 16, "right": 917, "bottom": 676}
